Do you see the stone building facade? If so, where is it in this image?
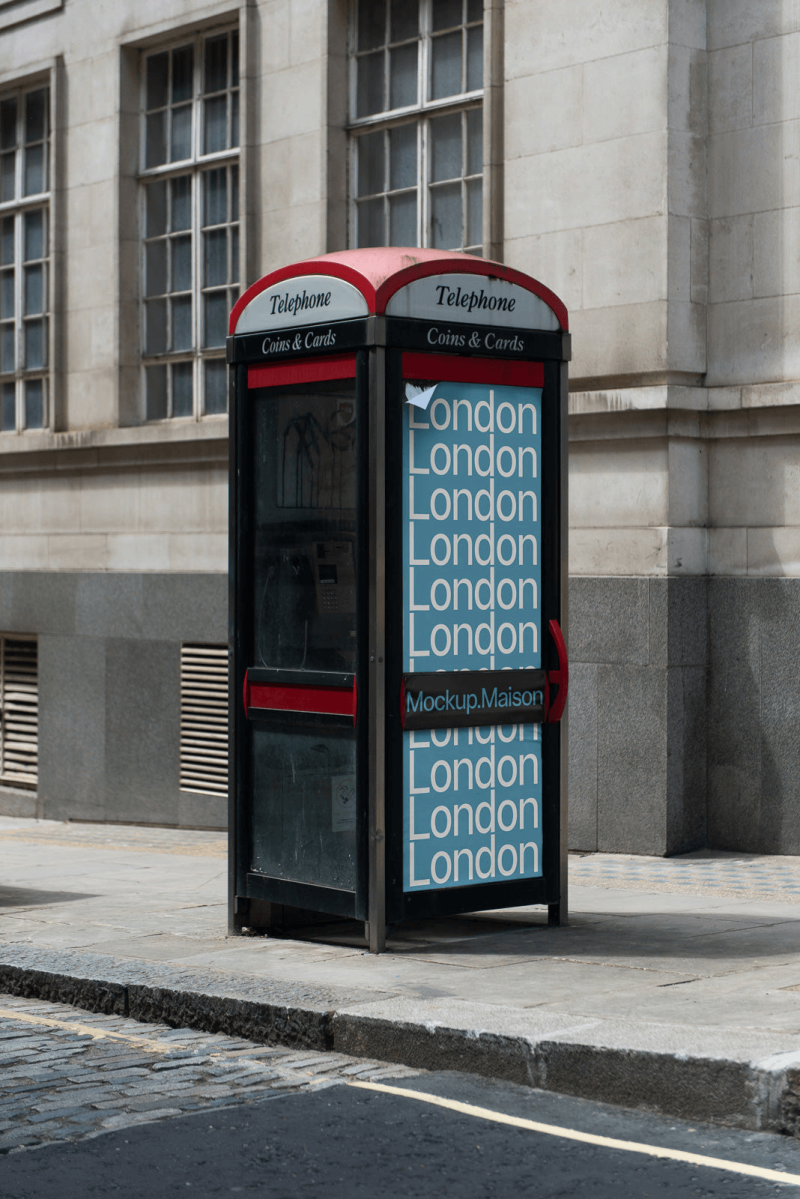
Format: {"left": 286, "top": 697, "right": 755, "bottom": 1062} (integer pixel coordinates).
{"left": 0, "top": 0, "right": 798, "bottom": 853}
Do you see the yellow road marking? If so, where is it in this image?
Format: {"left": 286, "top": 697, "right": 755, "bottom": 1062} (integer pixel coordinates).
{"left": 347, "top": 1080, "right": 800, "bottom": 1187}
{"left": 0, "top": 1008, "right": 185, "bottom": 1054}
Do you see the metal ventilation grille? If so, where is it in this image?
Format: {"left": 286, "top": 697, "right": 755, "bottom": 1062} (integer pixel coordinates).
{"left": 180, "top": 643, "right": 229, "bottom": 796}
{"left": 0, "top": 637, "right": 39, "bottom": 789}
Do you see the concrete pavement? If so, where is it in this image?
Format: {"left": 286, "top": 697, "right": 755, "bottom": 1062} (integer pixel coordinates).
{"left": 0, "top": 816, "right": 798, "bottom": 1135}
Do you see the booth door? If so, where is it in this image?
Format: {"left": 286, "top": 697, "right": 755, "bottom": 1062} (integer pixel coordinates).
{"left": 244, "top": 358, "right": 364, "bottom": 902}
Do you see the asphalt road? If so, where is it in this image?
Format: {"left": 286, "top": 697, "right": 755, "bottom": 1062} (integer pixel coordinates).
{"left": 1, "top": 995, "right": 800, "bottom": 1198}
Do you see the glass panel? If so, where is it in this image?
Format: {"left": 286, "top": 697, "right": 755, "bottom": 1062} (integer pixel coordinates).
{"left": 171, "top": 175, "right": 191, "bottom": 231}
{"left": 171, "top": 295, "right": 192, "bottom": 350}
{"left": 204, "top": 358, "right": 227, "bottom": 414}
{"left": 203, "top": 167, "right": 227, "bottom": 226}
{"left": 170, "top": 103, "right": 192, "bottom": 162}
{"left": 357, "top": 130, "right": 384, "bottom": 197}
{"left": 0, "top": 151, "right": 14, "bottom": 203}
{"left": 146, "top": 364, "right": 167, "bottom": 420}
{"left": 390, "top": 0, "right": 418, "bottom": 42}
{"left": 145, "top": 241, "right": 167, "bottom": 296}
{"left": 24, "top": 90, "right": 46, "bottom": 144}
{"left": 145, "top": 111, "right": 167, "bottom": 168}
{"left": 146, "top": 180, "right": 167, "bottom": 236}
{"left": 430, "top": 112, "right": 461, "bottom": 182}
{"left": 231, "top": 165, "right": 239, "bottom": 219}
{"left": 145, "top": 297, "right": 167, "bottom": 354}
{"left": 389, "top": 191, "right": 416, "bottom": 245}
{"left": 204, "top": 35, "right": 228, "bottom": 93}
{"left": 466, "top": 176, "right": 482, "bottom": 248}
{"left": 0, "top": 325, "right": 14, "bottom": 373}
{"left": 431, "top": 31, "right": 462, "bottom": 99}
{"left": 203, "top": 95, "right": 227, "bottom": 155}
{"left": 389, "top": 123, "right": 416, "bottom": 189}
{"left": 1, "top": 382, "right": 14, "bottom": 431}
{"left": 24, "top": 264, "right": 43, "bottom": 315}
{"left": 430, "top": 182, "right": 461, "bottom": 248}
{"left": 467, "top": 107, "right": 482, "bottom": 175}
{"left": 1, "top": 99, "right": 17, "bottom": 150}
{"left": 24, "top": 210, "right": 44, "bottom": 261}
{"left": 23, "top": 144, "right": 44, "bottom": 195}
{"left": 204, "top": 290, "right": 227, "bottom": 347}
{"left": 358, "top": 0, "right": 385, "bottom": 51}
{"left": 356, "top": 197, "right": 384, "bottom": 248}
{"left": 24, "top": 378, "right": 44, "bottom": 428}
{"left": 146, "top": 52, "right": 169, "bottom": 110}
{"left": 467, "top": 0, "right": 482, "bottom": 19}
{"left": 231, "top": 227, "right": 239, "bottom": 281}
{"left": 0, "top": 216, "right": 12, "bottom": 265}
{"left": 389, "top": 44, "right": 417, "bottom": 108}
{"left": 0, "top": 270, "right": 13, "bottom": 320}
{"left": 171, "top": 234, "right": 192, "bottom": 292}
{"left": 231, "top": 32, "right": 240, "bottom": 86}
{"left": 172, "top": 45, "right": 194, "bottom": 104}
{"left": 172, "top": 361, "right": 193, "bottom": 416}
{"left": 231, "top": 90, "right": 239, "bottom": 148}
{"left": 467, "top": 24, "right": 483, "bottom": 90}
{"left": 433, "top": 0, "right": 462, "bottom": 29}
{"left": 357, "top": 51, "right": 384, "bottom": 117}
{"left": 24, "top": 319, "right": 45, "bottom": 369}
{"left": 204, "top": 229, "right": 227, "bottom": 287}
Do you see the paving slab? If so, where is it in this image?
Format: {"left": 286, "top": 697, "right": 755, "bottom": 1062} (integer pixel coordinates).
{"left": 0, "top": 817, "right": 799, "bottom": 1134}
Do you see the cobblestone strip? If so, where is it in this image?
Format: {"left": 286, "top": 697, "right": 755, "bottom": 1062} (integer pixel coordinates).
{"left": 0, "top": 994, "right": 419, "bottom": 1153}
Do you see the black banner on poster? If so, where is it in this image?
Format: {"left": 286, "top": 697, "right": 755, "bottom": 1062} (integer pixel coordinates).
{"left": 402, "top": 669, "right": 546, "bottom": 731}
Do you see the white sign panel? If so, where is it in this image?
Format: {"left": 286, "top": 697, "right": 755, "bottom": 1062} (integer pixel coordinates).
{"left": 235, "top": 275, "right": 369, "bottom": 334}
{"left": 385, "top": 273, "right": 560, "bottom": 331}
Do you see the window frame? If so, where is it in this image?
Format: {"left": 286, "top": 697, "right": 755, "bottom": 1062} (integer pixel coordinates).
{"left": 138, "top": 28, "right": 239, "bottom": 424}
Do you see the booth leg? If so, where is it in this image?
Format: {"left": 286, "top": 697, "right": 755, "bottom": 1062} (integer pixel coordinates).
{"left": 548, "top": 901, "right": 568, "bottom": 927}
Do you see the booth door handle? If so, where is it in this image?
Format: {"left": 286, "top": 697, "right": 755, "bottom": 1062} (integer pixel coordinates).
{"left": 243, "top": 669, "right": 358, "bottom": 728}
{"left": 545, "top": 619, "right": 568, "bottom": 723}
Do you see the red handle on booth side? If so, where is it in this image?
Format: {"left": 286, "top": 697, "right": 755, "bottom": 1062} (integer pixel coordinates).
{"left": 546, "top": 619, "right": 568, "bottom": 723}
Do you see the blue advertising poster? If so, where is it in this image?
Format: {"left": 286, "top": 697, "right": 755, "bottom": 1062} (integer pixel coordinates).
{"left": 402, "top": 381, "right": 543, "bottom": 892}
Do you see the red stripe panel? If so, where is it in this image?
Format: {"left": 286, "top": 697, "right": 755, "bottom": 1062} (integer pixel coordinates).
{"left": 248, "top": 353, "right": 357, "bottom": 390}
{"left": 403, "top": 353, "right": 543, "bottom": 388}
{"left": 248, "top": 681, "right": 357, "bottom": 723}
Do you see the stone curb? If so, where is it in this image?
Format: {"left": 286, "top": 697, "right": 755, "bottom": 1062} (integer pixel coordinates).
{"left": 1, "top": 960, "right": 798, "bottom": 1137}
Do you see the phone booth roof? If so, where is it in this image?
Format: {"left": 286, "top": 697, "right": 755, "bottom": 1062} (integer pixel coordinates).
{"left": 229, "top": 248, "right": 569, "bottom": 339}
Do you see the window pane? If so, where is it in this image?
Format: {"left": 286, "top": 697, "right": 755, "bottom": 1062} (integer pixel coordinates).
{"left": 0, "top": 99, "right": 17, "bottom": 150}
{"left": 145, "top": 111, "right": 167, "bottom": 168}
{"left": 25, "top": 90, "right": 46, "bottom": 144}
{"left": 145, "top": 298, "right": 167, "bottom": 354}
{"left": 170, "top": 175, "right": 191, "bottom": 232}
{"left": 0, "top": 151, "right": 14, "bottom": 202}
{"left": 204, "top": 35, "right": 228, "bottom": 93}
{"left": 24, "top": 210, "right": 44, "bottom": 261}
{"left": 389, "top": 44, "right": 417, "bottom": 108}
{"left": 231, "top": 227, "right": 239, "bottom": 282}
{"left": 430, "top": 182, "right": 461, "bottom": 248}
{"left": 171, "top": 103, "right": 192, "bottom": 161}
{"left": 231, "top": 32, "right": 240, "bottom": 86}
{"left": 431, "top": 112, "right": 461, "bottom": 182}
{"left": 24, "top": 318, "right": 45, "bottom": 368}
{"left": 171, "top": 295, "right": 192, "bottom": 350}
{"left": 431, "top": 31, "right": 463, "bottom": 99}
{"left": 467, "top": 0, "right": 482, "bottom": 19}
{"left": 357, "top": 131, "right": 384, "bottom": 197}
{"left": 204, "top": 359, "right": 227, "bottom": 414}
{"left": 356, "top": 197, "right": 384, "bottom": 248}
{"left": 467, "top": 24, "right": 483, "bottom": 90}
{"left": 389, "top": 123, "right": 416, "bottom": 189}
{"left": 231, "top": 89, "right": 239, "bottom": 148}
{"left": 0, "top": 217, "right": 12, "bottom": 265}
{"left": 466, "top": 176, "right": 482, "bottom": 248}
{"left": 467, "top": 107, "right": 482, "bottom": 175}
{"left": 0, "top": 325, "right": 14, "bottom": 373}
{"left": 204, "top": 95, "right": 227, "bottom": 155}
{"left": 231, "top": 165, "right": 239, "bottom": 219}
{"left": 172, "top": 361, "right": 193, "bottom": 416}
{"left": 204, "top": 291, "right": 227, "bottom": 347}
{"left": 145, "top": 240, "right": 167, "bottom": 296}
{"left": 23, "top": 143, "right": 44, "bottom": 195}
{"left": 146, "top": 364, "right": 167, "bottom": 420}
{"left": 172, "top": 45, "right": 194, "bottom": 104}
{"left": 24, "top": 378, "right": 44, "bottom": 428}
{"left": 146, "top": 180, "right": 167, "bottom": 237}
{"left": 433, "top": 0, "right": 462, "bottom": 30}
{"left": 389, "top": 191, "right": 416, "bottom": 245}
{"left": 1, "top": 382, "right": 14, "bottom": 431}
{"left": 1, "top": 270, "right": 13, "bottom": 320}
{"left": 171, "top": 235, "right": 192, "bottom": 292}
{"left": 146, "top": 52, "right": 169, "bottom": 110}
{"left": 390, "top": 0, "right": 418, "bottom": 42}
{"left": 357, "top": 51, "right": 384, "bottom": 118}
{"left": 358, "top": 0, "right": 385, "bottom": 51}
{"left": 24, "top": 264, "right": 43, "bottom": 315}
{"left": 204, "top": 229, "right": 227, "bottom": 287}
{"left": 203, "top": 167, "right": 227, "bottom": 226}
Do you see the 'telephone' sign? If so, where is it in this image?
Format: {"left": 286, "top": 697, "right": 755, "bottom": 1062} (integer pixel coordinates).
{"left": 401, "top": 381, "right": 543, "bottom": 892}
